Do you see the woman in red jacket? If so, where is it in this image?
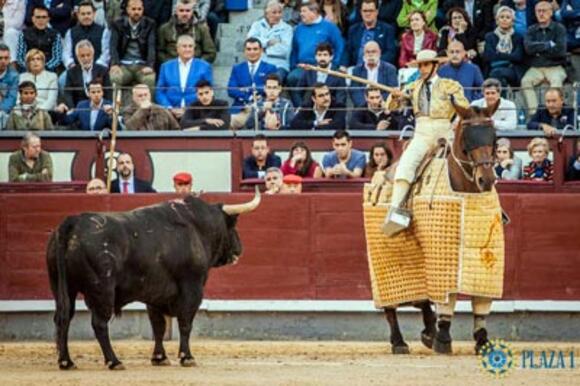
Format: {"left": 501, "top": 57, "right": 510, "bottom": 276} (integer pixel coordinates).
{"left": 399, "top": 10, "right": 438, "bottom": 68}
{"left": 281, "top": 142, "right": 323, "bottom": 178}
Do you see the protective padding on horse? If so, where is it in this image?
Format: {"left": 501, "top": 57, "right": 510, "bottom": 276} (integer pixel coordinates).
{"left": 363, "top": 159, "right": 504, "bottom": 308}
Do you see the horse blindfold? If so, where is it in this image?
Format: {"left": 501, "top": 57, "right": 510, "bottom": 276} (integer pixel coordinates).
{"left": 462, "top": 125, "right": 496, "bottom": 152}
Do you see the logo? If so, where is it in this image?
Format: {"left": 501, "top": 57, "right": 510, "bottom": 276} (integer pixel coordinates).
{"left": 480, "top": 339, "right": 515, "bottom": 378}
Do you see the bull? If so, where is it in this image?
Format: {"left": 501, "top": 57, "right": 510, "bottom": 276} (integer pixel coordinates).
{"left": 46, "top": 190, "right": 260, "bottom": 370}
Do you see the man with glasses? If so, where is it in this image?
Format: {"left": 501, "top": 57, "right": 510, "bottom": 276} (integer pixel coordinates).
{"left": 341, "top": 0, "right": 396, "bottom": 68}
{"left": 381, "top": 49, "right": 469, "bottom": 236}
{"left": 16, "top": 5, "right": 62, "bottom": 72}
{"left": 290, "top": 83, "right": 345, "bottom": 131}
{"left": 521, "top": 0, "right": 567, "bottom": 116}
{"left": 438, "top": 40, "right": 484, "bottom": 102}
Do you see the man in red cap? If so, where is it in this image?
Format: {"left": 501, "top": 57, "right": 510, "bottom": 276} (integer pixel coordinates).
{"left": 173, "top": 172, "right": 193, "bottom": 195}
{"left": 280, "top": 174, "right": 302, "bottom": 194}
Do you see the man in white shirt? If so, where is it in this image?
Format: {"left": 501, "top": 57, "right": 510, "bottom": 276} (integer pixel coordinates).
{"left": 470, "top": 78, "right": 517, "bottom": 131}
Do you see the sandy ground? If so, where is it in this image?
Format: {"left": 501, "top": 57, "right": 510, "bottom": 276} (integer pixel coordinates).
{"left": 0, "top": 340, "right": 578, "bottom": 386}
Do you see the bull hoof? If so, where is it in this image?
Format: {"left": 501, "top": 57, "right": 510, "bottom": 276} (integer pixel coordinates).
{"left": 58, "top": 360, "right": 76, "bottom": 370}
{"left": 151, "top": 356, "right": 171, "bottom": 366}
{"left": 180, "top": 357, "right": 197, "bottom": 367}
{"left": 107, "top": 361, "right": 125, "bottom": 370}
{"left": 391, "top": 344, "right": 410, "bottom": 355}
{"left": 421, "top": 330, "right": 435, "bottom": 349}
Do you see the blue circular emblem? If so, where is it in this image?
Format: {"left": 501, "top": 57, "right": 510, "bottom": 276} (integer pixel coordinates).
{"left": 480, "top": 339, "right": 514, "bottom": 378}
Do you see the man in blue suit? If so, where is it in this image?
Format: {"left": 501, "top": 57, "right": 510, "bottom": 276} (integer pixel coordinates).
{"left": 341, "top": 0, "right": 397, "bottom": 68}
{"left": 295, "top": 42, "right": 346, "bottom": 107}
{"left": 155, "top": 34, "right": 213, "bottom": 120}
{"left": 349, "top": 41, "right": 398, "bottom": 107}
{"left": 227, "top": 37, "right": 278, "bottom": 113}
{"left": 63, "top": 79, "right": 113, "bottom": 131}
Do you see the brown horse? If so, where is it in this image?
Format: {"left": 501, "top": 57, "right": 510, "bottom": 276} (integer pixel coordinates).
{"left": 383, "top": 103, "right": 497, "bottom": 355}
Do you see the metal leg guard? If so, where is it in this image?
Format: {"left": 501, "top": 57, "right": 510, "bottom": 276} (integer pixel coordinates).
{"left": 382, "top": 180, "right": 412, "bottom": 237}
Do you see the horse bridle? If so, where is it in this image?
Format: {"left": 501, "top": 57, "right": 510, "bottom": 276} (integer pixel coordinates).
{"left": 448, "top": 118, "right": 497, "bottom": 185}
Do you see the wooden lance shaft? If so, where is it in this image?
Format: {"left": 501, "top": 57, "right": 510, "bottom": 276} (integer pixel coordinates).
{"left": 106, "top": 86, "right": 122, "bottom": 192}
{"left": 298, "top": 63, "right": 403, "bottom": 95}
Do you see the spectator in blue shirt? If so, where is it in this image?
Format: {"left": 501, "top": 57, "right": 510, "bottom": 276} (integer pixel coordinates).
{"left": 286, "top": 2, "right": 344, "bottom": 100}
{"left": 242, "top": 134, "right": 282, "bottom": 179}
{"left": 322, "top": 129, "right": 366, "bottom": 178}
{"left": 438, "top": 40, "right": 484, "bottom": 102}
{"left": 0, "top": 44, "right": 19, "bottom": 129}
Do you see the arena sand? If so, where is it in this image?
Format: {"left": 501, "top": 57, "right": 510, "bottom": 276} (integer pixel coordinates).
{"left": 0, "top": 341, "right": 578, "bottom": 385}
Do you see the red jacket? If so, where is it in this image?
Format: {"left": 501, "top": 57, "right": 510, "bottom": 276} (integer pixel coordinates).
{"left": 398, "top": 29, "right": 438, "bottom": 68}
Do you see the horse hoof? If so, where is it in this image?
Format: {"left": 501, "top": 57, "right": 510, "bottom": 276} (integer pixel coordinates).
{"left": 151, "top": 357, "right": 171, "bottom": 366}
{"left": 180, "top": 358, "right": 197, "bottom": 367}
{"left": 473, "top": 328, "right": 489, "bottom": 355}
{"left": 433, "top": 339, "right": 453, "bottom": 354}
{"left": 108, "top": 362, "right": 125, "bottom": 370}
{"left": 421, "top": 331, "right": 435, "bottom": 349}
{"left": 59, "top": 360, "right": 76, "bottom": 370}
{"left": 391, "top": 344, "right": 410, "bottom": 355}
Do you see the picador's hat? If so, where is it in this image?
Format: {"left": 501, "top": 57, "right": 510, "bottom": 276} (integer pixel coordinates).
{"left": 408, "top": 50, "right": 446, "bottom": 67}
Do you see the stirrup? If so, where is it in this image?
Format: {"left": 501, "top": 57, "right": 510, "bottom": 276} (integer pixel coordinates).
{"left": 382, "top": 206, "right": 412, "bottom": 237}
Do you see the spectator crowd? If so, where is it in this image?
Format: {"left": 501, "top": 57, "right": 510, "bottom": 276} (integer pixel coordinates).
{"left": 2, "top": 0, "right": 580, "bottom": 186}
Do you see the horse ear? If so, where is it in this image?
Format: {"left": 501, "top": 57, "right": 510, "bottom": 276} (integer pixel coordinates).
{"left": 450, "top": 96, "right": 473, "bottom": 119}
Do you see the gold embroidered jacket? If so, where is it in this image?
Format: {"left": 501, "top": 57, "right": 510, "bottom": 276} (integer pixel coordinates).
{"left": 386, "top": 77, "right": 469, "bottom": 119}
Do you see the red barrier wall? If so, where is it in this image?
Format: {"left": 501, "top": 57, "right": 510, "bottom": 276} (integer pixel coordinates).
{"left": 1, "top": 193, "right": 579, "bottom": 301}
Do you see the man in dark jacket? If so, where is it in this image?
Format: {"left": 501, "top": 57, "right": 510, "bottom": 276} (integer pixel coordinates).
{"left": 242, "top": 134, "right": 282, "bottom": 179}
{"left": 17, "top": 5, "right": 62, "bottom": 72}
{"left": 109, "top": 0, "right": 156, "bottom": 99}
{"left": 26, "top": 0, "right": 73, "bottom": 36}
{"left": 180, "top": 80, "right": 230, "bottom": 130}
{"left": 341, "top": 0, "right": 397, "bottom": 68}
{"left": 290, "top": 83, "right": 346, "bottom": 131}
{"left": 349, "top": 87, "right": 413, "bottom": 131}
{"left": 521, "top": 0, "right": 567, "bottom": 115}
{"left": 110, "top": 152, "right": 157, "bottom": 193}
{"left": 527, "top": 88, "right": 576, "bottom": 136}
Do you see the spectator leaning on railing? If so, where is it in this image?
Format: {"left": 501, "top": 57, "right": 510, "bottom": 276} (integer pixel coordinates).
{"left": 471, "top": 78, "right": 517, "bottom": 131}
{"left": 180, "top": 80, "right": 230, "bottom": 130}
{"left": 8, "top": 132, "right": 53, "bottom": 182}
{"left": 523, "top": 137, "right": 554, "bottom": 181}
{"left": 322, "top": 129, "right": 366, "bottom": 178}
{"left": 61, "top": 79, "right": 113, "bottom": 131}
{"left": 280, "top": 141, "right": 323, "bottom": 178}
{"left": 363, "top": 141, "right": 393, "bottom": 178}
{"left": 246, "top": 73, "right": 294, "bottom": 131}
{"left": 527, "top": 88, "right": 576, "bottom": 137}
{"left": 494, "top": 137, "right": 523, "bottom": 180}
{"left": 290, "top": 82, "right": 346, "bottom": 131}
{"left": 6, "top": 81, "right": 53, "bottom": 131}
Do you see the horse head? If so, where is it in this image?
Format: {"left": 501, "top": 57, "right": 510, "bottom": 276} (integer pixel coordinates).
{"left": 451, "top": 102, "right": 497, "bottom": 192}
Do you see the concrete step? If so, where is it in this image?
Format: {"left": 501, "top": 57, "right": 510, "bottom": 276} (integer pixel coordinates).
{"left": 212, "top": 65, "right": 234, "bottom": 100}
{"left": 219, "top": 23, "right": 253, "bottom": 39}
{"left": 214, "top": 53, "right": 242, "bottom": 67}
{"left": 228, "top": 9, "right": 264, "bottom": 25}
{"left": 217, "top": 36, "right": 246, "bottom": 53}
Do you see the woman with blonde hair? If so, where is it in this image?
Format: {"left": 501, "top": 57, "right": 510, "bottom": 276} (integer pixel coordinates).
{"left": 523, "top": 137, "right": 553, "bottom": 181}
{"left": 18, "top": 49, "right": 58, "bottom": 111}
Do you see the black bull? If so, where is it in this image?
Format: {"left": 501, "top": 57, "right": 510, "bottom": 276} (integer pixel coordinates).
{"left": 46, "top": 191, "right": 260, "bottom": 370}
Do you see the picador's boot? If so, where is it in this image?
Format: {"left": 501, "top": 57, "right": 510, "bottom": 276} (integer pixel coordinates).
{"left": 474, "top": 327, "right": 489, "bottom": 355}
{"left": 382, "top": 180, "right": 412, "bottom": 237}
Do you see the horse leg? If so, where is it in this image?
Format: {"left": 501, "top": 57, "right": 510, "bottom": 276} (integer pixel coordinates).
{"left": 434, "top": 294, "right": 457, "bottom": 354}
{"left": 472, "top": 297, "right": 492, "bottom": 355}
{"left": 384, "top": 307, "right": 410, "bottom": 354}
{"left": 414, "top": 301, "right": 436, "bottom": 349}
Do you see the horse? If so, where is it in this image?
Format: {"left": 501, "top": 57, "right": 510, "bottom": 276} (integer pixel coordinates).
{"left": 381, "top": 102, "right": 498, "bottom": 355}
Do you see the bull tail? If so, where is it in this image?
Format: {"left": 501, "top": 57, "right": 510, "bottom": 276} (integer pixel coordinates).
{"left": 53, "top": 217, "right": 77, "bottom": 331}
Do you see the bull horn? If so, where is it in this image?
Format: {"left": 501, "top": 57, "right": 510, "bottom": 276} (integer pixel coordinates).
{"left": 222, "top": 186, "right": 261, "bottom": 215}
